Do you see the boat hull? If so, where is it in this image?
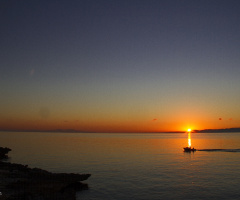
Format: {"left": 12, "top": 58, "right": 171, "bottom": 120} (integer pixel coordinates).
{"left": 183, "top": 147, "right": 196, "bottom": 152}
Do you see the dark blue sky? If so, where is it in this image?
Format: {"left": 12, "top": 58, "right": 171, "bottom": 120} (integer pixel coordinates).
{"left": 1, "top": 0, "right": 240, "bottom": 132}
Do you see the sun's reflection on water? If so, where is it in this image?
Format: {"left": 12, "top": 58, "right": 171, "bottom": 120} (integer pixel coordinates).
{"left": 188, "top": 132, "right": 191, "bottom": 147}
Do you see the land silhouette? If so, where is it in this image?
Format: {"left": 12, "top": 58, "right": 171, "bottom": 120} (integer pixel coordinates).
{"left": 0, "top": 147, "right": 91, "bottom": 200}
{"left": 193, "top": 128, "right": 240, "bottom": 133}
{"left": 1, "top": 127, "right": 240, "bottom": 133}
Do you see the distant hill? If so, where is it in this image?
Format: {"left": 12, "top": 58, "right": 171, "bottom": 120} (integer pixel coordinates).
{"left": 194, "top": 128, "right": 240, "bottom": 133}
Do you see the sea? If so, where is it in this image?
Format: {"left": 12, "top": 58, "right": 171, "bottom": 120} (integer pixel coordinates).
{"left": 1, "top": 131, "right": 240, "bottom": 200}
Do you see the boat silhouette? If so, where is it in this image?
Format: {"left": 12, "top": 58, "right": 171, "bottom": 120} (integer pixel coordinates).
{"left": 183, "top": 147, "right": 196, "bottom": 152}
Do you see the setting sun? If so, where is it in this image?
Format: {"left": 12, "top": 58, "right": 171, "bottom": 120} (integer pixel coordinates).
{"left": 187, "top": 128, "right": 192, "bottom": 132}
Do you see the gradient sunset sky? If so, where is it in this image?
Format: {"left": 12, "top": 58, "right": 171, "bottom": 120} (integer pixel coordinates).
{"left": 1, "top": 0, "right": 240, "bottom": 132}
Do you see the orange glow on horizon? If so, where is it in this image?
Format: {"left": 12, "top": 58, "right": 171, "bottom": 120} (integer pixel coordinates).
{"left": 0, "top": 115, "right": 239, "bottom": 133}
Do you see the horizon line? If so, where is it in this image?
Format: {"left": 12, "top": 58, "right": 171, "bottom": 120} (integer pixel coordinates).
{"left": 1, "top": 127, "right": 240, "bottom": 133}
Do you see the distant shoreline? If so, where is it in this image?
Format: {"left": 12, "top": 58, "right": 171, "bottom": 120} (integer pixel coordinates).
{"left": 193, "top": 128, "right": 240, "bottom": 133}
{"left": 1, "top": 127, "right": 240, "bottom": 133}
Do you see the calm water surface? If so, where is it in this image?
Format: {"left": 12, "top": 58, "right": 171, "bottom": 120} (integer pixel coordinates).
{"left": 0, "top": 132, "right": 240, "bottom": 200}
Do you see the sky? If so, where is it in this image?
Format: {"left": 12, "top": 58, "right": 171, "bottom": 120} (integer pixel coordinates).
{"left": 1, "top": 0, "right": 240, "bottom": 132}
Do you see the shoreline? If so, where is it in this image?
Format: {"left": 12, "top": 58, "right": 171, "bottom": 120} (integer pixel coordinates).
{"left": 0, "top": 147, "right": 91, "bottom": 200}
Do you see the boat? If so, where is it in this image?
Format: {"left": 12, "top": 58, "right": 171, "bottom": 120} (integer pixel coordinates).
{"left": 183, "top": 147, "right": 196, "bottom": 152}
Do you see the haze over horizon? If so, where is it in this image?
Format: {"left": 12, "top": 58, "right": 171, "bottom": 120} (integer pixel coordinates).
{"left": 1, "top": 0, "right": 240, "bottom": 132}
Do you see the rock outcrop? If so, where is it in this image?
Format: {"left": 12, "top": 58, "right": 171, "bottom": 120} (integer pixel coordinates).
{"left": 0, "top": 147, "right": 91, "bottom": 200}
{"left": 0, "top": 147, "right": 11, "bottom": 160}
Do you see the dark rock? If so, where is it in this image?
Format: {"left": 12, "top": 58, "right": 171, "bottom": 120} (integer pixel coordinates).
{"left": 0, "top": 147, "right": 11, "bottom": 160}
{"left": 0, "top": 147, "right": 91, "bottom": 200}
{"left": 61, "top": 181, "right": 89, "bottom": 193}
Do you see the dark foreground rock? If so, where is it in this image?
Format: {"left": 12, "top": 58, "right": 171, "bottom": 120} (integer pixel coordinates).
{"left": 0, "top": 147, "right": 11, "bottom": 160}
{"left": 0, "top": 147, "right": 91, "bottom": 200}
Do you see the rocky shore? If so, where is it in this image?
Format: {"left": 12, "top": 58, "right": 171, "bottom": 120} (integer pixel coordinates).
{"left": 0, "top": 147, "right": 91, "bottom": 200}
